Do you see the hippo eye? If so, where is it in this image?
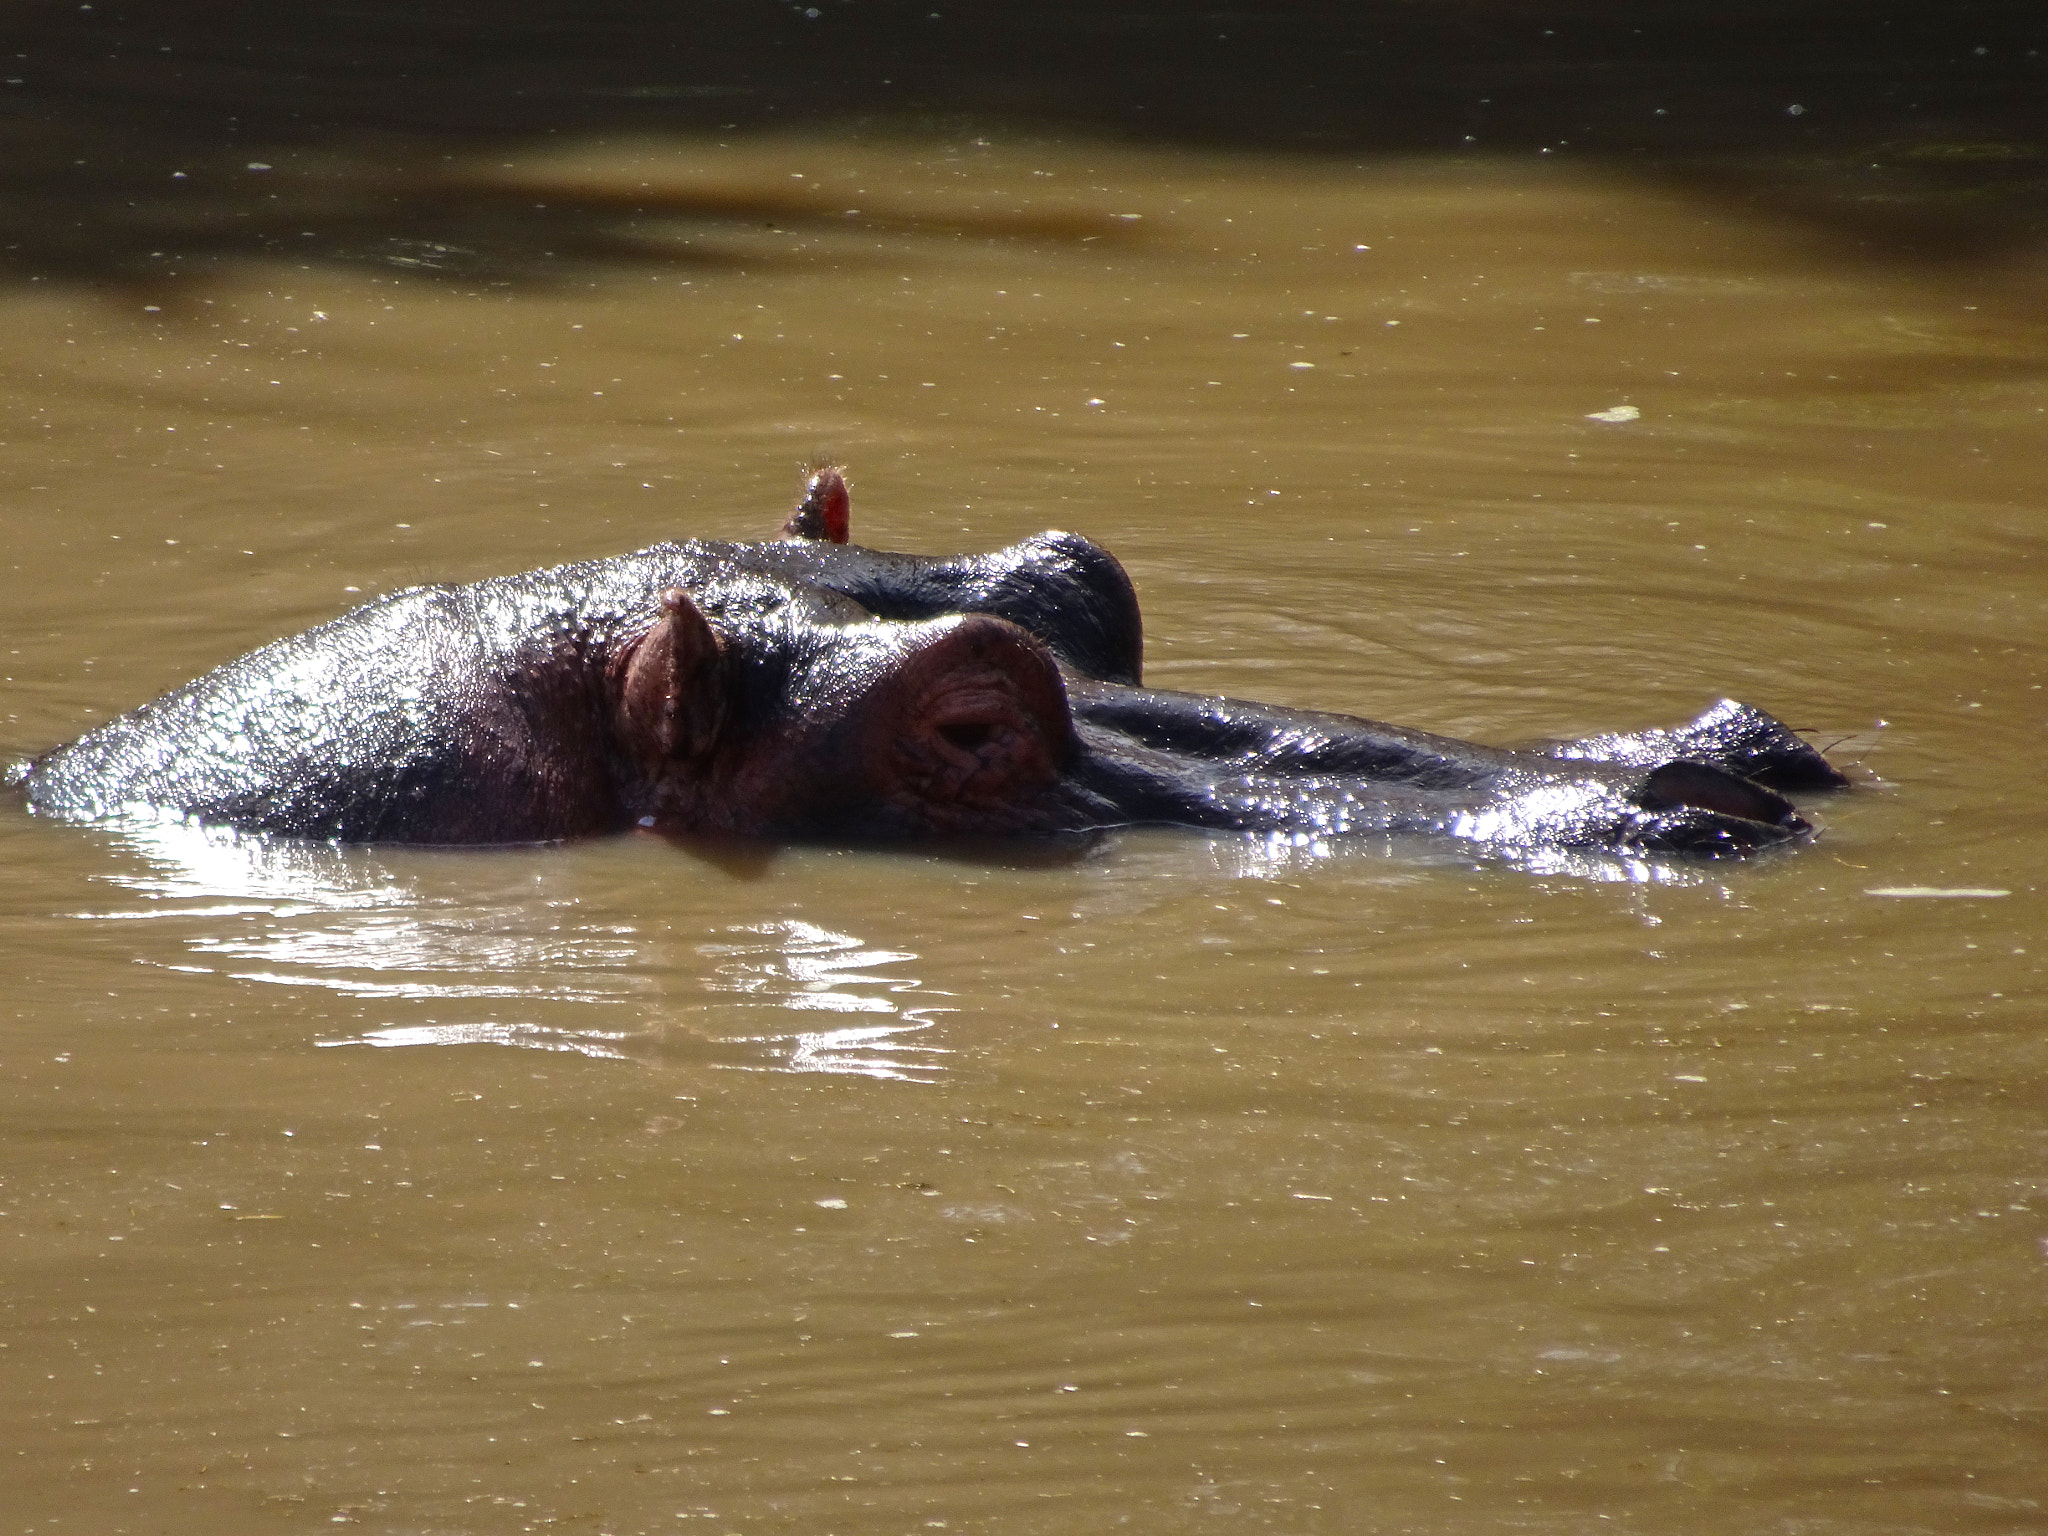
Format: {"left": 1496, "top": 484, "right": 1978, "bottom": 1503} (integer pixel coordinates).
{"left": 939, "top": 721, "right": 998, "bottom": 752}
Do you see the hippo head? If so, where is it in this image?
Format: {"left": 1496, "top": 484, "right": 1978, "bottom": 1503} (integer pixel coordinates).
{"left": 610, "top": 579, "right": 1090, "bottom": 838}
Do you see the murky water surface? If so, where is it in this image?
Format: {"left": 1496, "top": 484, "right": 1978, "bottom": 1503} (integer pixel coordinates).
{"left": 3, "top": 132, "right": 2045, "bottom": 1533}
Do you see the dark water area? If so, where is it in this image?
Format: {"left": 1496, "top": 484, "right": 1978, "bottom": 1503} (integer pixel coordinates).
{"left": 6, "top": 0, "right": 2048, "bottom": 292}
{"left": 3, "top": 7, "right": 2047, "bottom": 1535}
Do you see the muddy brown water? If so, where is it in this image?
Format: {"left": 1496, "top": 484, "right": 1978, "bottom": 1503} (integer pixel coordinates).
{"left": 3, "top": 134, "right": 2045, "bottom": 1533}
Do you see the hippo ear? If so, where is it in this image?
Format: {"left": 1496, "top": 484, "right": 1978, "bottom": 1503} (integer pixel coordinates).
{"left": 618, "top": 588, "right": 724, "bottom": 764}
{"left": 779, "top": 464, "right": 851, "bottom": 543}
{"left": 857, "top": 615, "right": 1076, "bottom": 831}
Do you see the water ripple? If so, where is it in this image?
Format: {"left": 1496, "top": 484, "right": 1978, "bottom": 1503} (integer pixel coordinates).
{"left": 68, "top": 824, "right": 949, "bottom": 1079}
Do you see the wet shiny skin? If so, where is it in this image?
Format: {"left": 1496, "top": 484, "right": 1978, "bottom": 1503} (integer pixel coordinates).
{"left": 23, "top": 473, "right": 1840, "bottom": 857}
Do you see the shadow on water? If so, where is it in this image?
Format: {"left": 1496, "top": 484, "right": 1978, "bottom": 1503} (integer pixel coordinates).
{"left": 651, "top": 826, "right": 1103, "bottom": 880}
{"left": 4, "top": 0, "right": 2045, "bottom": 292}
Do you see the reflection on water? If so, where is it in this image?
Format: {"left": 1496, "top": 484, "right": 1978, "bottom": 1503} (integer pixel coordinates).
{"left": 696, "top": 919, "right": 950, "bottom": 1082}
{"left": 85, "top": 818, "right": 419, "bottom": 916}
{"left": 65, "top": 796, "right": 1721, "bottom": 1090}
{"left": 91, "top": 820, "right": 640, "bottom": 1001}
{"left": 1196, "top": 824, "right": 1710, "bottom": 886}
{"left": 75, "top": 806, "right": 1719, "bottom": 1078}
{"left": 73, "top": 822, "right": 945, "bottom": 1078}
{"left": 325, "top": 1017, "right": 636, "bottom": 1057}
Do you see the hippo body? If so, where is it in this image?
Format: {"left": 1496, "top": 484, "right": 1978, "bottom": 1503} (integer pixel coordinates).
{"left": 20, "top": 471, "right": 1847, "bottom": 858}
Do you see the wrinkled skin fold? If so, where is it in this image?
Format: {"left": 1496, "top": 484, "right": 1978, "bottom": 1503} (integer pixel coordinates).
{"left": 18, "top": 469, "right": 1848, "bottom": 859}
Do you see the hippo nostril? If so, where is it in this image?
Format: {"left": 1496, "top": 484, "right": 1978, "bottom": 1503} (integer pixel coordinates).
{"left": 939, "top": 720, "right": 998, "bottom": 753}
{"left": 1639, "top": 759, "right": 1798, "bottom": 825}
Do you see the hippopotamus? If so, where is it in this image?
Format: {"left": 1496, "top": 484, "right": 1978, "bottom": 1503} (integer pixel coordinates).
{"left": 17, "top": 468, "right": 1847, "bottom": 858}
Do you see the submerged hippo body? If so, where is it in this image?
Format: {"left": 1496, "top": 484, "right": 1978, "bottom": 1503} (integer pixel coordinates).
{"left": 21, "top": 470, "right": 1847, "bottom": 858}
